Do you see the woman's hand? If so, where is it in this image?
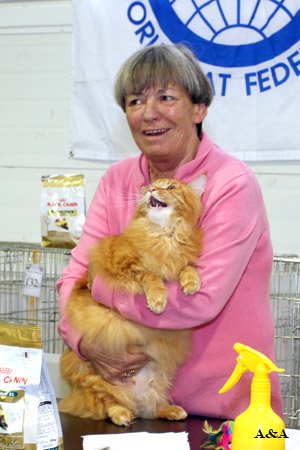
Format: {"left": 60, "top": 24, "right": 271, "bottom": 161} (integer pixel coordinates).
{"left": 79, "top": 336, "right": 151, "bottom": 385}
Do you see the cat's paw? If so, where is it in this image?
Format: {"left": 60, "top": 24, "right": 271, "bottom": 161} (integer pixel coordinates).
{"left": 110, "top": 406, "right": 135, "bottom": 427}
{"left": 181, "top": 276, "right": 201, "bottom": 295}
{"left": 147, "top": 291, "right": 167, "bottom": 314}
{"left": 155, "top": 404, "right": 188, "bottom": 421}
{"left": 179, "top": 267, "right": 201, "bottom": 295}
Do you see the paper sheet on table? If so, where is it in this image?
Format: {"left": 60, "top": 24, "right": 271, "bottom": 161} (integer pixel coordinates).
{"left": 286, "top": 428, "right": 300, "bottom": 450}
{"left": 82, "top": 428, "right": 300, "bottom": 450}
{"left": 82, "top": 432, "right": 189, "bottom": 450}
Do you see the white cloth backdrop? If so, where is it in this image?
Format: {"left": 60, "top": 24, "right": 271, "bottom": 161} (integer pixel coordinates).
{"left": 70, "top": 0, "right": 300, "bottom": 162}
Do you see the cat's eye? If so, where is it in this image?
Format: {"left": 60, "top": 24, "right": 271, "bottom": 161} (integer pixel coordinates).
{"left": 167, "top": 185, "right": 175, "bottom": 190}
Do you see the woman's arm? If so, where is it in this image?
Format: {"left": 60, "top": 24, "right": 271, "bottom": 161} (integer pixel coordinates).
{"left": 57, "top": 174, "right": 110, "bottom": 349}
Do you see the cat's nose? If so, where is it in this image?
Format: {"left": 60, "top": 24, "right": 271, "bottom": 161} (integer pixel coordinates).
{"left": 150, "top": 187, "right": 155, "bottom": 192}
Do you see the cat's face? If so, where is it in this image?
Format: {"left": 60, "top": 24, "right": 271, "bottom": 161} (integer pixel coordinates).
{"left": 139, "top": 178, "right": 202, "bottom": 227}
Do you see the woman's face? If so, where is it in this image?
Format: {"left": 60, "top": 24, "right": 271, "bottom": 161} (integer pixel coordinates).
{"left": 124, "top": 83, "right": 207, "bottom": 166}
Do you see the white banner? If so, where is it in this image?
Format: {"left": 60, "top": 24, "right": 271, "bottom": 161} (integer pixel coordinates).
{"left": 70, "top": 0, "right": 300, "bottom": 162}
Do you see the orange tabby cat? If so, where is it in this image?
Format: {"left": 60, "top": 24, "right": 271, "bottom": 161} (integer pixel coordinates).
{"left": 59, "top": 176, "right": 206, "bottom": 426}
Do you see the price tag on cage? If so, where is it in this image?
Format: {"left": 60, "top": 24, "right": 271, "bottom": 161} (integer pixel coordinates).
{"left": 23, "top": 264, "right": 44, "bottom": 298}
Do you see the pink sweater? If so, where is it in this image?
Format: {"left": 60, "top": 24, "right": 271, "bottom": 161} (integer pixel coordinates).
{"left": 57, "top": 133, "right": 282, "bottom": 419}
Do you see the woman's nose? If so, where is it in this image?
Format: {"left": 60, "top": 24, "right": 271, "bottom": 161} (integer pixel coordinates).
{"left": 142, "top": 98, "right": 159, "bottom": 120}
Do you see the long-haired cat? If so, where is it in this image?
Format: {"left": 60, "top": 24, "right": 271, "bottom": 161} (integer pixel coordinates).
{"left": 59, "top": 176, "right": 206, "bottom": 426}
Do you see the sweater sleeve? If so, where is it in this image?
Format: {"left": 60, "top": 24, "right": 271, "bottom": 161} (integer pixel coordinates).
{"left": 57, "top": 173, "right": 111, "bottom": 351}
{"left": 91, "top": 171, "right": 271, "bottom": 330}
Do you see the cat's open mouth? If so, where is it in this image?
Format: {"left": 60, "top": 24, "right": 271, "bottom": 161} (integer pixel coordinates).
{"left": 149, "top": 196, "right": 167, "bottom": 209}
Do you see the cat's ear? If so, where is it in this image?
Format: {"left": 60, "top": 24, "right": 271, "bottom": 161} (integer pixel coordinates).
{"left": 189, "top": 174, "right": 207, "bottom": 197}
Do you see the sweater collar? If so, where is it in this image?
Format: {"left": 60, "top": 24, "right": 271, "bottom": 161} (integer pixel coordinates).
{"left": 136, "top": 132, "right": 214, "bottom": 186}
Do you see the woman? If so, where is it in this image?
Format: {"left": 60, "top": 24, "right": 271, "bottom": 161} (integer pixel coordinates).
{"left": 57, "top": 44, "right": 282, "bottom": 419}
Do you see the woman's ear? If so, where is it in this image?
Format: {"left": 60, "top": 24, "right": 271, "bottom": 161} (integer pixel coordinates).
{"left": 189, "top": 174, "right": 207, "bottom": 196}
{"left": 194, "top": 104, "right": 208, "bottom": 124}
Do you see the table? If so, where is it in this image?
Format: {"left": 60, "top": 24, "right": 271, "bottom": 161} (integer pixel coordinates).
{"left": 60, "top": 412, "right": 223, "bottom": 450}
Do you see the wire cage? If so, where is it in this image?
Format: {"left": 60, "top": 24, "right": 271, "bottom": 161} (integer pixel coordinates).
{"left": 270, "top": 255, "right": 300, "bottom": 429}
{"left": 0, "top": 243, "right": 299, "bottom": 428}
{"left": 0, "top": 242, "right": 71, "bottom": 354}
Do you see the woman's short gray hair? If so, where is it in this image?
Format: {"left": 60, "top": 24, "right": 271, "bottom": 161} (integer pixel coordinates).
{"left": 114, "top": 44, "right": 213, "bottom": 111}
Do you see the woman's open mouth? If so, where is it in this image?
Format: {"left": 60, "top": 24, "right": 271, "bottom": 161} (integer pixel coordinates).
{"left": 143, "top": 128, "right": 169, "bottom": 136}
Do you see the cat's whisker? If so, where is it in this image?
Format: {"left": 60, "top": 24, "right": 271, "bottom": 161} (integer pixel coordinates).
{"left": 109, "top": 187, "right": 143, "bottom": 197}
{"left": 107, "top": 199, "right": 140, "bottom": 208}
{"left": 106, "top": 194, "right": 142, "bottom": 203}
{"left": 114, "top": 193, "right": 142, "bottom": 199}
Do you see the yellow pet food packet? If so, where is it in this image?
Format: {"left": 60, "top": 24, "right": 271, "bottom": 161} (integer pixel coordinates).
{"left": 41, "top": 174, "right": 86, "bottom": 248}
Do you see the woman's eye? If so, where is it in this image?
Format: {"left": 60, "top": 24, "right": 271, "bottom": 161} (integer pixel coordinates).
{"left": 127, "top": 97, "right": 143, "bottom": 107}
{"left": 161, "top": 95, "right": 174, "bottom": 102}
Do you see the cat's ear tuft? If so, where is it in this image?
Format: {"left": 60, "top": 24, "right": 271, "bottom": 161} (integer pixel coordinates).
{"left": 189, "top": 175, "right": 207, "bottom": 196}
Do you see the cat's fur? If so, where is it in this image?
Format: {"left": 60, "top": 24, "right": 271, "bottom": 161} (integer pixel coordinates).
{"left": 59, "top": 176, "right": 205, "bottom": 426}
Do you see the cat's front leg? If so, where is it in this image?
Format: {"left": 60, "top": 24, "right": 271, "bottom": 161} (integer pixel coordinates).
{"left": 155, "top": 404, "right": 188, "bottom": 421}
{"left": 136, "top": 272, "right": 167, "bottom": 314}
{"left": 103, "top": 397, "right": 136, "bottom": 427}
{"left": 179, "top": 265, "right": 201, "bottom": 295}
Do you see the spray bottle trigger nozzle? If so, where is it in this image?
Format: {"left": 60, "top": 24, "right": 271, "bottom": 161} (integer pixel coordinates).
{"left": 218, "top": 356, "right": 246, "bottom": 394}
{"left": 218, "top": 342, "right": 285, "bottom": 395}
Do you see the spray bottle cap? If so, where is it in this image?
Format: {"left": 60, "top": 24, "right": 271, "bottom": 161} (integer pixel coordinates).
{"left": 219, "top": 342, "right": 284, "bottom": 394}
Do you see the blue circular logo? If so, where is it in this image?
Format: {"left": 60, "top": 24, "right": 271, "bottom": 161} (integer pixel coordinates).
{"left": 149, "top": 0, "right": 300, "bottom": 67}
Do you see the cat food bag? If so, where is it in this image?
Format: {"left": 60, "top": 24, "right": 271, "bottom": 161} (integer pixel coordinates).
{"left": 41, "top": 174, "right": 86, "bottom": 248}
{"left": 0, "top": 322, "right": 64, "bottom": 450}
